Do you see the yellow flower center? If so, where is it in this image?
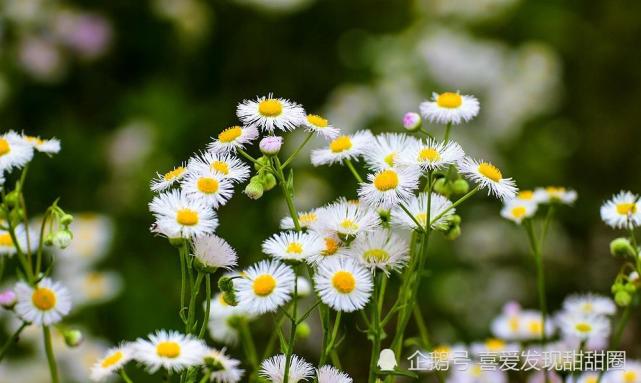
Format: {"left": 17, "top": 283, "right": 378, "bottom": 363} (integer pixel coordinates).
{"left": 253, "top": 274, "right": 276, "bottom": 296}
{"left": 31, "top": 287, "right": 56, "bottom": 311}
{"left": 373, "top": 170, "right": 399, "bottom": 191}
{"left": 384, "top": 152, "right": 396, "bottom": 167}
{"left": 323, "top": 237, "right": 339, "bottom": 256}
{"left": 416, "top": 212, "right": 428, "bottom": 226}
{"left": 418, "top": 147, "right": 440, "bottom": 162}
{"left": 211, "top": 161, "right": 229, "bottom": 175}
{"left": 218, "top": 126, "right": 242, "bottom": 143}
{"left": 163, "top": 167, "right": 185, "bottom": 181}
{"left": 258, "top": 99, "right": 283, "bottom": 117}
{"left": 286, "top": 242, "right": 303, "bottom": 254}
{"left": 470, "top": 365, "right": 482, "bottom": 377}
{"left": 156, "top": 341, "right": 181, "bottom": 358}
{"left": 528, "top": 320, "right": 542, "bottom": 335}
{"left": 197, "top": 177, "right": 219, "bottom": 194}
{"left": 24, "top": 135, "right": 45, "bottom": 145}
{"left": 485, "top": 339, "right": 505, "bottom": 351}
{"left": 617, "top": 203, "right": 637, "bottom": 215}
{"left": 329, "top": 136, "right": 352, "bottom": 153}
{"left": 176, "top": 209, "right": 199, "bottom": 226}
{"left": 478, "top": 162, "right": 502, "bottom": 182}
{"left": 581, "top": 303, "right": 593, "bottom": 314}
{"left": 508, "top": 317, "right": 520, "bottom": 331}
{"left": 0, "top": 139, "right": 10, "bottom": 156}
{"left": 332, "top": 271, "right": 356, "bottom": 294}
{"left": 546, "top": 186, "right": 565, "bottom": 196}
{"left": 299, "top": 212, "right": 317, "bottom": 225}
{"left": 624, "top": 371, "right": 637, "bottom": 383}
{"left": 436, "top": 92, "right": 463, "bottom": 108}
{"left": 339, "top": 219, "right": 359, "bottom": 232}
{"left": 575, "top": 322, "right": 592, "bottom": 333}
{"left": 512, "top": 206, "right": 527, "bottom": 219}
{"left": 433, "top": 345, "right": 451, "bottom": 360}
{"left": 363, "top": 248, "right": 390, "bottom": 263}
{"left": 585, "top": 377, "right": 598, "bottom": 383}
{"left": 0, "top": 233, "right": 13, "bottom": 247}
{"left": 518, "top": 190, "right": 534, "bottom": 200}
{"left": 307, "top": 114, "right": 328, "bottom": 127}
{"left": 101, "top": 351, "right": 123, "bottom": 368}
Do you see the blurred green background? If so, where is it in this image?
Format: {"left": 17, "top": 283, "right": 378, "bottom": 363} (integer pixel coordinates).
{"left": 1, "top": 0, "right": 641, "bottom": 381}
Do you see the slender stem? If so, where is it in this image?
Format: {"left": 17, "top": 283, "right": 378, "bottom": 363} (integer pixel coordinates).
{"left": 281, "top": 132, "right": 314, "bottom": 169}
{"left": 611, "top": 301, "right": 633, "bottom": 348}
{"left": 524, "top": 220, "right": 548, "bottom": 347}
{"left": 273, "top": 156, "right": 301, "bottom": 231}
{"left": 326, "top": 311, "right": 342, "bottom": 354}
{"left": 179, "top": 246, "right": 188, "bottom": 324}
{"left": 443, "top": 122, "right": 452, "bottom": 142}
{"left": 368, "top": 273, "right": 383, "bottom": 383}
{"left": 0, "top": 322, "right": 28, "bottom": 361}
{"left": 237, "top": 148, "right": 259, "bottom": 164}
{"left": 413, "top": 306, "right": 431, "bottom": 349}
{"left": 35, "top": 208, "right": 53, "bottom": 275}
{"left": 398, "top": 203, "right": 425, "bottom": 232}
{"left": 43, "top": 326, "right": 60, "bottom": 383}
{"left": 119, "top": 369, "right": 134, "bottom": 383}
{"left": 186, "top": 272, "right": 205, "bottom": 334}
{"left": 238, "top": 319, "right": 258, "bottom": 369}
{"left": 344, "top": 158, "right": 363, "bottom": 183}
{"left": 430, "top": 186, "right": 480, "bottom": 225}
{"left": 198, "top": 274, "right": 212, "bottom": 339}
{"left": 282, "top": 276, "right": 299, "bottom": 383}
{"left": 297, "top": 299, "right": 322, "bottom": 325}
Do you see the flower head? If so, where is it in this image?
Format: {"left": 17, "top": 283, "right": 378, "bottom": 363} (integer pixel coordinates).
{"left": 311, "top": 130, "right": 373, "bottom": 166}
{"left": 314, "top": 256, "right": 373, "bottom": 312}
{"left": 341, "top": 229, "right": 408, "bottom": 274}
{"left": 202, "top": 348, "right": 244, "bottom": 383}
{"left": 600, "top": 191, "right": 641, "bottom": 229}
{"left": 235, "top": 260, "right": 296, "bottom": 315}
{"left": 133, "top": 330, "right": 208, "bottom": 373}
{"left": 237, "top": 95, "right": 306, "bottom": 133}
{"left": 362, "top": 133, "right": 419, "bottom": 171}
{"left": 90, "top": 344, "right": 134, "bottom": 382}
{"left": 304, "top": 114, "right": 340, "bottom": 140}
{"left": 398, "top": 138, "right": 465, "bottom": 172}
{"left": 313, "top": 199, "right": 380, "bottom": 238}
{"left": 22, "top": 134, "right": 61, "bottom": 154}
{"left": 562, "top": 294, "right": 616, "bottom": 317}
{"left": 500, "top": 199, "right": 537, "bottom": 224}
{"left": 402, "top": 112, "right": 422, "bottom": 131}
{"left": 14, "top": 278, "right": 72, "bottom": 325}
{"left": 262, "top": 231, "right": 324, "bottom": 264}
{"left": 188, "top": 152, "right": 250, "bottom": 184}
{"left": 358, "top": 168, "right": 420, "bottom": 209}
{"left": 391, "top": 192, "right": 454, "bottom": 231}
{"left": 208, "top": 125, "right": 259, "bottom": 154}
{"left": 279, "top": 209, "right": 320, "bottom": 231}
{"left": 149, "top": 190, "right": 219, "bottom": 238}
{"left": 556, "top": 312, "right": 610, "bottom": 344}
{"left": 420, "top": 91, "right": 480, "bottom": 125}
{"left": 181, "top": 166, "right": 235, "bottom": 209}
{"left": 0, "top": 131, "right": 34, "bottom": 172}
{"left": 151, "top": 165, "right": 187, "bottom": 192}
{"left": 259, "top": 354, "right": 314, "bottom": 383}
{"left": 534, "top": 186, "right": 577, "bottom": 205}
{"left": 259, "top": 136, "right": 284, "bottom": 156}
{"left": 316, "top": 365, "right": 352, "bottom": 383}
{"left": 193, "top": 234, "right": 238, "bottom": 271}
{"left": 458, "top": 157, "right": 517, "bottom": 200}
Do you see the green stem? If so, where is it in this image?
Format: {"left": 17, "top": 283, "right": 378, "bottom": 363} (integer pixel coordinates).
{"left": 430, "top": 186, "right": 479, "bottom": 226}
{"left": 35, "top": 208, "right": 53, "bottom": 276}
{"left": 119, "top": 369, "right": 134, "bottom": 383}
{"left": 524, "top": 220, "right": 548, "bottom": 347}
{"left": 0, "top": 322, "right": 28, "bottom": 361}
{"left": 238, "top": 319, "right": 258, "bottom": 370}
{"left": 282, "top": 276, "right": 299, "bottom": 383}
{"left": 43, "top": 326, "right": 60, "bottom": 383}
{"left": 398, "top": 203, "right": 425, "bottom": 232}
{"left": 281, "top": 132, "right": 314, "bottom": 169}
{"left": 273, "top": 156, "right": 301, "bottom": 231}
{"left": 186, "top": 272, "right": 205, "bottom": 334}
{"left": 237, "top": 148, "right": 259, "bottom": 165}
{"left": 611, "top": 301, "right": 632, "bottom": 348}
{"left": 443, "top": 122, "right": 452, "bottom": 142}
{"left": 344, "top": 159, "right": 363, "bottom": 183}
{"left": 198, "top": 274, "right": 211, "bottom": 339}
{"left": 413, "top": 306, "right": 431, "bottom": 349}
{"left": 179, "top": 246, "right": 188, "bottom": 324}
{"left": 368, "top": 273, "right": 383, "bottom": 383}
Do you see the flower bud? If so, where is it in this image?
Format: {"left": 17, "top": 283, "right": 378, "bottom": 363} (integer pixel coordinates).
{"left": 615, "top": 290, "right": 632, "bottom": 307}
{"left": 222, "top": 291, "right": 238, "bottom": 306}
{"left": 444, "top": 225, "right": 461, "bottom": 240}
{"left": 52, "top": 229, "right": 73, "bottom": 249}
{"left": 44, "top": 233, "right": 54, "bottom": 246}
{"left": 610, "top": 238, "right": 636, "bottom": 258}
{"left": 296, "top": 321, "right": 311, "bottom": 338}
{"left": 254, "top": 156, "right": 271, "bottom": 171}
{"left": 169, "top": 237, "right": 186, "bottom": 247}
{"left": 259, "top": 136, "right": 283, "bottom": 156}
{"left": 402, "top": 112, "right": 422, "bottom": 132}
{"left": 4, "top": 191, "right": 19, "bottom": 207}
{"left": 244, "top": 181, "right": 264, "bottom": 200}
{"left": 63, "top": 329, "right": 84, "bottom": 348}
{"left": 261, "top": 173, "right": 277, "bottom": 191}
{"left": 449, "top": 214, "right": 462, "bottom": 225}
{"left": 624, "top": 282, "right": 637, "bottom": 293}
{"left": 451, "top": 179, "right": 470, "bottom": 195}
{"left": 0, "top": 289, "right": 17, "bottom": 309}
{"left": 60, "top": 214, "right": 74, "bottom": 226}
{"left": 433, "top": 178, "right": 449, "bottom": 196}
{"left": 218, "top": 276, "right": 235, "bottom": 293}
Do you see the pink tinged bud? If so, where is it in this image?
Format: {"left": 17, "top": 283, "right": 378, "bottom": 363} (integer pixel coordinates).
{"left": 0, "top": 290, "right": 17, "bottom": 309}
{"left": 402, "top": 112, "right": 421, "bottom": 131}
{"left": 259, "top": 136, "right": 283, "bottom": 156}
{"left": 503, "top": 301, "right": 521, "bottom": 316}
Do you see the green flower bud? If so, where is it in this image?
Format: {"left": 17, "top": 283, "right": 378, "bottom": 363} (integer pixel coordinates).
{"left": 52, "top": 229, "right": 73, "bottom": 249}
{"left": 451, "top": 179, "right": 470, "bottom": 195}
{"left": 244, "top": 181, "right": 264, "bottom": 200}
{"left": 445, "top": 225, "right": 461, "bottom": 240}
{"left": 254, "top": 156, "right": 271, "bottom": 171}
{"left": 218, "top": 276, "right": 235, "bottom": 293}
{"left": 624, "top": 282, "right": 637, "bottom": 294}
{"left": 60, "top": 214, "right": 74, "bottom": 226}
{"left": 433, "top": 178, "right": 449, "bottom": 196}
{"left": 9, "top": 208, "right": 24, "bottom": 224}
{"left": 169, "top": 237, "right": 186, "bottom": 247}
{"left": 261, "top": 173, "right": 277, "bottom": 191}
{"left": 4, "top": 191, "right": 19, "bottom": 207}
{"left": 449, "top": 215, "right": 462, "bottom": 225}
{"left": 615, "top": 290, "right": 632, "bottom": 307}
{"left": 610, "top": 238, "right": 636, "bottom": 258}
{"left": 44, "top": 233, "right": 54, "bottom": 246}
{"left": 63, "top": 329, "right": 84, "bottom": 348}
{"left": 296, "top": 321, "right": 311, "bottom": 339}
{"left": 222, "top": 291, "right": 238, "bottom": 307}
{"left": 377, "top": 208, "right": 391, "bottom": 225}
{"left": 611, "top": 283, "right": 623, "bottom": 294}
{"left": 204, "top": 356, "right": 225, "bottom": 371}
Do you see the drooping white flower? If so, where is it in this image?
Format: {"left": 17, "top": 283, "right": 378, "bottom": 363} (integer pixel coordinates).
{"left": 259, "top": 354, "right": 314, "bottom": 383}
{"left": 316, "top": 365, "right": 352, "bottom": 383}
{"left": 193, "top": 234, "right": 238, "bottom": 270}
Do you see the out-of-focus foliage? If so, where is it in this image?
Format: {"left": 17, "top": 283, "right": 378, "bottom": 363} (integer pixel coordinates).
{"left": 1, "top": 0, "right": 640, "bottom": 381}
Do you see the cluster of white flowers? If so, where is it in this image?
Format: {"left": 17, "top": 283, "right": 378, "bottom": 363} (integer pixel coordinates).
{"left": 500, "top": 187, "right": 577, "bottom": 224}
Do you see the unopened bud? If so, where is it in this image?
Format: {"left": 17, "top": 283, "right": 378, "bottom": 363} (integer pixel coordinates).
{"left": 402, "top": 112, "right": 422, "bottom": 132}
{"left": 63, "top": 329, "right": 84, "bottom": 347}
{"left": 244, "top": 181, "right": 264, "bottom": 200}
{"left": 615, "top": 290, "right": 632, "bottom": 307}
{"left": 445, "top": 225, "right": 461, "bottom": 240}
{"left": 261, "top": 173, "right": 277, "bottom": 191}
{"left": 433, "top": 178, "right": 449, "bottom": 196}
{"left": 218, "top": 276, "right": 235, "bottom": 293}
{"left": 259, "top": 136, "right": 283, "bottom": 156}
{"left": 296, "top": 321, "right": 311, "bottom": 338}
{"left": 60, "top": 214, "right": 74, "bottom": 226}
{"left": 451, "top": 179, "right": 470, "bottom": 195}
{"left": 4, "top": 191, "right": 19, "bottom": 207}
{"left": 222, "top": 291, "right": 238, "bottom": 306}
{"left": 610, "top": 238, "right": 635, "bottom": 258}
{"left": 53, "top": 229, "right": 73, "bottom": 249}
{"left": 0, "top": 290, "right": 17, "bottom": 309}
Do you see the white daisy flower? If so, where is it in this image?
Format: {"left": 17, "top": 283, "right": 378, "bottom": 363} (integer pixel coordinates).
{"left": 90, "top": 344, "right": 134, "bottom": 382}
{"left": 556, "top": 312, "right": 610, "bottom": 344}
{"left": 458, "top": 157, "right": 518, "bottom": 201}
{"left": 262, "top": 231, "right": 325, "bottom": 264}
{"left": 237, "top": 94, "right": 306, "bottom": 133}
{"left": 316, "top": 365, "right": 352, "bottom": 383}
{"left": 306, "top": 235, "right": 343, "bottom": 264}
{"left": 515, "top": 190, "right": 537, "bottom": 203}
{"left": 150, "top": 165, "right": 187, "bottom": 192}
{"left": 192, "top": 234, "right": 238, "bottom": 271}
{"left": 603, "top": 360, "right": 641, "bottom": 383}
{"left": 188, "top": 151, "right": 250, "bottom": 184}
{"left": 65, "top": 270, "right": 123, "bottom": 306}
{"left": 500, "top": 199, "right": 538, "bottom": 224}
{"left": 202, "top": 348, "right": 244, "bottom": 383}
{"left": 279, "top": 209, "right": 320, "bottom": 230}
{"left": 398, "top": 137, "right": 465, "bottom": 172}
{"left": 235, "top": 260, "right": 296, "bottom": 315}
{"left": 259, "top": 354, "right": 314, "bottom": 383}
{"left": 391, "top": 192, "right": 454, "bottom": 231}
{"left": 469, "top": 338, "right": 519, "bottom": 357}
{"left": 314, "top": 256, "right": 373, "bottom": 312}
{"left": 562, "top": 294, "right": 616, "bottom": 317}
{"left": 310, "top": 130, "right": 374, "bottom": 167}
{"left": 22, "top": 135, "right": 61, "bottom": 154}
{"left": 358, "top": 167, "right": 420, "bottom": 209}
{"left": 149, "top": 190, "right": 219, "bottom": 238}
{"left": 14, "top": 278, "right": 72, "bottom": 325}
{"left": 600, "top": 191, "right": 641, "bottom": 229}
{"left": 208, "top": 125, "right": 259, "bottom": 154}
{"left": 491, "top": 306, "right": 554, "bottom": 341}
{"left": 534, "top": 186, "right": 577, "bottom": 205}
{"left": 419, "top": 91, "right": 480, "bottom": 125}
{"left": 313, "top": 199, "right": 380, "bottom": 238}
{"left": 207, "top": 293, "right": 250, "bottom": 346}
{"left": 181, "top": 166, "right": 235, "bottom": 209}
{"left": 340, "top": 229, "right": 408, "bottom": 274}
{"left": 304, "top": 114, "right": 340, "bottom": 140}
{"left": 133, "top": 330, "right": 208, "bottom": 373}
{"left": 0, "top": 131, "right": 34, "bottom": 172}
{"left": 362, "top": 133, "right": 419, "bottom": 171}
